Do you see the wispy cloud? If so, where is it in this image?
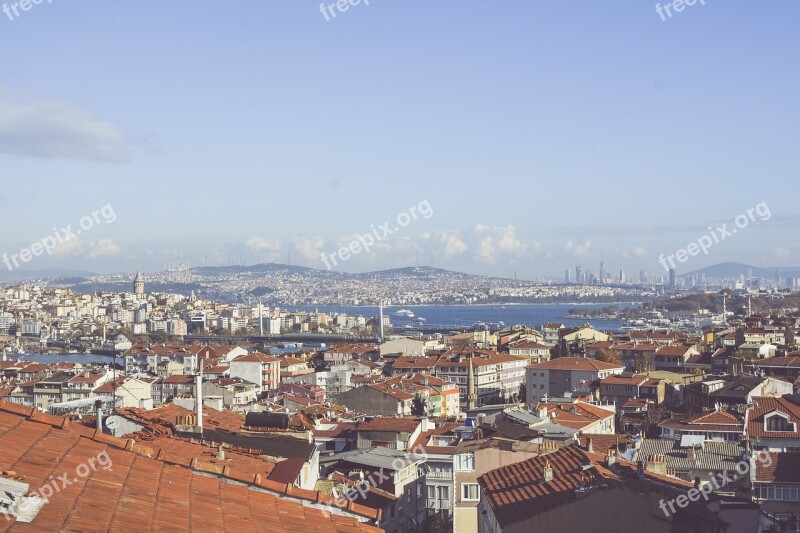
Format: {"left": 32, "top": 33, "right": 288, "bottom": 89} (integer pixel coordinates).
{"left": 0, "top": 88, "right": 130, "bottom": 162}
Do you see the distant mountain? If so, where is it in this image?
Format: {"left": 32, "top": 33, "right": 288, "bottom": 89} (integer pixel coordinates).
{"left": 190, "top": 263, "right": 322, "bottom": 276}
{"left": 0, "top": 268, "right": 96, "bottom": 281}
{"left": 357, "top": 266, "right": 476, "bottom": 279}
{"left": 681, "top": 262, "right": 800, "bottom": 279}
{"left": 190, "top": 263, "right": 487, "bottom": 280}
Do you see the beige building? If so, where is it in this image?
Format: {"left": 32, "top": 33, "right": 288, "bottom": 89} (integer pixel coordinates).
{"left": 452, "top": 438, "right": 554, "bottom": 533}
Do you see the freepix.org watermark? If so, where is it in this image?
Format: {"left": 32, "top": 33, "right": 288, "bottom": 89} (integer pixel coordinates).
{"left": 655, "top": 0, "right": 706, "bottom": 22}
{"left": 3, "top": 0, "right": 53, "bottom": 22}
{"left": 320, "top": 200, "right": 433, "bottom": 270}
{"left": 324, "top": 445, "right": 427, "bottom": 512}
{"left": 319, "top": 0, "right": 369, "bottom": 22}
{"left": 2, "top": 450, "right": 113, "bottom": 522}
{"left": 2, "top": 204, "right": 117, "bottom": 271}
{"left": 658, "top": 449, "right": 772, "bottom": 518}
{"left": 658, "top": 201, "right": 771, "bottom": 273}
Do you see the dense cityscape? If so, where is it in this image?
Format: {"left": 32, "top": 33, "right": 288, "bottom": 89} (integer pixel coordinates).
{"left": 2, "top": 2, "right": 798, "bottom": 532}
{"left": 0, "top": 270, "right": 800, "bottom": 532}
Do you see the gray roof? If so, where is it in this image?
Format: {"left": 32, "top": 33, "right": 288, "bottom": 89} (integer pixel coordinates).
{"left": 327, "top": 446, "right": 424, "bottom": 471}
{"left": 503, "top": 408, "right": 542, "bottom": 426}
{"left": 637, "top": 438, "right": 745, "bottom": 472}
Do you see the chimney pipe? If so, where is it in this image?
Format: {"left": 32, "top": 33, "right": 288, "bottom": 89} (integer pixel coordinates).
{"left": 542, "top": 461, "right": 553, "bottom": 483}
{"left": 586, "top": 437, "right": 593, "bottom": 454}
{"left": 95, "top": 399, "right": 103, "bottom": 432}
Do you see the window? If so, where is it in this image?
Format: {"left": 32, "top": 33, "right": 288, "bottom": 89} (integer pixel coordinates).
{"left": 438, "top": 486, "right": 450, "bottom": 500}
{"left": 462, "top": 483, "right": 480, "bottom": 501}
{"left": 427, "top": 486, "right": 436, "bottom": 498}
{"left": 455, "top": 453, "right": 475, "bottom": 471}
{"left": 766, "top": 414, "right": 795, "bottom": 432}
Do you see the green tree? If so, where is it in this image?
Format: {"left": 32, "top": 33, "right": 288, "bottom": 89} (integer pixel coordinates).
{"left": 411, "top": 393, "right": 428, "bottom": 416}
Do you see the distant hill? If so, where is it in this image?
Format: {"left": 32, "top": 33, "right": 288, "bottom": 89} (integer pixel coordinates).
{"left": 0, "top": 268, "right": 96, "bottom": 281}
{"left": 680, "top": 262, "right": 800, "bottom": 279}
{"left": 356, "top": 266, "right": 476, "bottom": 279}
{"left": 190, "top": 263, "right": 324, "bottom": 276}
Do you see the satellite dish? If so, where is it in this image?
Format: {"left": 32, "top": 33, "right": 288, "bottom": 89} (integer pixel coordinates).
{"left": 105, "top": 416, "right": 122, "bottom": 430}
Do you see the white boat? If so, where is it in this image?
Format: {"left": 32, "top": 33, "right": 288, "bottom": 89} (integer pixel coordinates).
{"left": 394, "top": 309, "right": 415, "bottom": 318}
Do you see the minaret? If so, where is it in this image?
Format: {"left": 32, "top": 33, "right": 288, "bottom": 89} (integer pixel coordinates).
{"left": 722, "top": 294, "right": 727, "bottom": 325}
{"left": 748, "top": 296, "right": 752, "bottom": 317}
{"left": 259, "top": 301, "right": 264, "bottom": 336}
{"left": 467, "top": 357, "right": 477, "bottom": 410}
{"left": 379, "top": 301, "right": 385, "bottom": 341}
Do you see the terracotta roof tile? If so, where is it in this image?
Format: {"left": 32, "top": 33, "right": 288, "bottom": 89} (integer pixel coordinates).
{"left": 528, "top": 357, "right": 623, "bottom": 371}
{"left": 0, "top": 399, "right": 383, "bottom": 531}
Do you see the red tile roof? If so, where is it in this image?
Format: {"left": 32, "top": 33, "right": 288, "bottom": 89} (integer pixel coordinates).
{"left": 747, "top": 396, "right": 800, "bottom": 438}
{"left": 510, "top": 341, "right": 550, "bottom": 350}
{"left": 687, "top": 409, "right": 742, "bottom": 426}
{"left": 754, "top": 452, "right": 800, "bottom": 483}
{"left": 162, "top": 374, "right": 195, "bottom": 384}
{"left": 0, "top": 399, "right": 382, "bottom": 530}
{"left": 233, "top": 352, "right": 281, "bottom": 364}
{"left": 478, "top": 445, "right": 612, "bottom": 527}
{"left": 528, "top": 357, "right": 623, "bottom": 371}
{"left": 600, "top": 374, "right": 648, "bottom": 386}
{"left": 536, "top": 402, "right": 614, "bottom": 430}
{"left": 117, "top": 402, "right": 244, "bottom": 433}
{"left": 655, "top": 345, "right": 692, "bottom": 357}
{"left": 354, "top": 418, "right": 421, "bottom": 433}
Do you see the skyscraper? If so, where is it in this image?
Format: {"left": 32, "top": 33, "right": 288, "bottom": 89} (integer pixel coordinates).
{"left": 575, "top": 265, "right": 583, "bottom": 284}
{"left": 669, "top": 268, "right": 676, "bottom": 288}
{"left": 565, "top": 269, "right": 571, "bottom": 284}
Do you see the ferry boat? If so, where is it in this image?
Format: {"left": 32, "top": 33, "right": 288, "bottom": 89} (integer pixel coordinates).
{"left": 394, "top": 309, "right": 415, "bottom": 318}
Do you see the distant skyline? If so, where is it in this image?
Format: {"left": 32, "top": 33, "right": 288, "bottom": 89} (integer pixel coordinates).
{"left": 1, "top": 2, "right": 798, "bottom": 278}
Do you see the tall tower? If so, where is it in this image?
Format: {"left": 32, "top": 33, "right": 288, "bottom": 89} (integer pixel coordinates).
{"left": 467, "top": 357, "right": 477, "bottom": 410}
{"left": 722, "top": 294, "right": 727, "bottom": 325}
{"left": 133, "top": 271, "right": 144, "bottom": 296}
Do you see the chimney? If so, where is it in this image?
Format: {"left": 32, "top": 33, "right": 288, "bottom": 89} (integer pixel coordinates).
{"left": 542, "top": 461, "right": 553, "bottom": 483}
{"left": 686, "top": 445, "right": 696, "bottom": 461}
{"left": 95, "top": 399, "right": 103, "bottom": 432}
{"left": 586, "top": 437, "right": 593, "bottom": 454}
{"left": 217, "top": 444, "right": 225, "bottom": 461}
{"left": 606, "top": 449, "right": 616, "bottom": 467}
{"left": 644, "top": 455, "right": 667, "bottom": 476}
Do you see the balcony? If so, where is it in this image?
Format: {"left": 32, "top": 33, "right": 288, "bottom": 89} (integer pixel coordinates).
{"left": 426, "top": 471, "right": 453, "bottom": 481}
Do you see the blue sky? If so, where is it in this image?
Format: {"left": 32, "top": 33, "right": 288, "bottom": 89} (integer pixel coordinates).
{"left": 0, "top": 1, "right": 798, "bottom": 279}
